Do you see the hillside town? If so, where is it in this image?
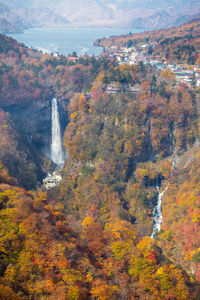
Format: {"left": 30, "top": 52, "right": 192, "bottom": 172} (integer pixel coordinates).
{"left": 99, "top": 43, "right": 200, "bottom": 89}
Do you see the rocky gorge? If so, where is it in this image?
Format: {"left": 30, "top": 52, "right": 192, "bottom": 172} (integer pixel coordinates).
{"left": 0, "top": 82, "right": 68, "bottom": 188}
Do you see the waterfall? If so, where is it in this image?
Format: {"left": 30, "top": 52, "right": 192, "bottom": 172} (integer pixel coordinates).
{"left": 151, "top": 186, "right": 168, "bottom": 238}
{"left": 51, "top": 98, "right": 64, "bottom": 167}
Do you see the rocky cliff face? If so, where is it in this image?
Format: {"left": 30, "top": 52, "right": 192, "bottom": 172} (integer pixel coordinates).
{"left": 5, "top": 97, "right": 52, "bottom": 154}
{"left": 0, "top": 96, "right": 68, "bottom": 189}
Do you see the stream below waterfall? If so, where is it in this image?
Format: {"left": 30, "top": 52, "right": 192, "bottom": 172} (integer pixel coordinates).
{"left": 151, "top": 186, "right": 168, "bottom": 238}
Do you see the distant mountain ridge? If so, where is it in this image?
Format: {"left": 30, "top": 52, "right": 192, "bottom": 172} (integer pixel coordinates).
{"left": 129, "top": 10, "right": 200, "bottom": 31}
{"left": 0, "top": 1, "right": 70, "bottom": 33}
{"left": 1, "top": 0, "right": 200, "bottom": 32}
{"left": 0, "top": 17, "right": 23, "bottom": 33}
{"left": 0, "top": 2, "right": 25, "bottom": 33}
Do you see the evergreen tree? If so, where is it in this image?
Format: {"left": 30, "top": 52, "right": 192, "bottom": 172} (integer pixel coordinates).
{"left": 191, "top": 71, "right": 197, "bottom": 89}
{"left": 150, "top": 75, "right": 157, "bottom": 95}
{"left": 158, "top": 81, "right": 167, "bottom": 97}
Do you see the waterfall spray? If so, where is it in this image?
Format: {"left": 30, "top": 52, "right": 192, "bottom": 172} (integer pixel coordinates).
{"left": 51, "top": 98, "right": 64, "bottom": 167}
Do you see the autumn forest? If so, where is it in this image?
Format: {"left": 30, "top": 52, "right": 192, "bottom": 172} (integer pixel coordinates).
{"left": 1, "top": 18, "right": 200, "bottom": 300}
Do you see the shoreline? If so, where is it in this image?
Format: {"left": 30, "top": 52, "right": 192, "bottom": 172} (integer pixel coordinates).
{"left": 6, "top": 26, "right": 132, "bottom": 57}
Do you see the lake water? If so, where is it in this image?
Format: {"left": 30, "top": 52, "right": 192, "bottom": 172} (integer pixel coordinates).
{"left": 8, "top": 27, "right": 138, "bottom": 56}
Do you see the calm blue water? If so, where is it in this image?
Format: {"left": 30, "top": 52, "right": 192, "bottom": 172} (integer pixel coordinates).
{"left": 7, "top": 27, "right": 139, "bottom": 56}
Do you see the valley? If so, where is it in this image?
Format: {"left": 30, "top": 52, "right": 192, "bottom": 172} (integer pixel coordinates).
{"left": 1, "top": 16, "right": 200, "bottom": 299}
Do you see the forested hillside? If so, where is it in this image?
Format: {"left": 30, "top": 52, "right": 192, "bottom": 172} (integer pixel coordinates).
{"left": 96, "top": 18, "right": 200, "bottom": 65}
{"left": 1, "top": 19, "right": 200, "bottom": 299}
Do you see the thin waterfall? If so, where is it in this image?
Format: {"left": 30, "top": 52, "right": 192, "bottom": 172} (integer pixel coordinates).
{"left": 151, "top": 186, "right": 168, "bottom": 238}
{"left": 51, "top": 98, "right": 64, "bottom": 167}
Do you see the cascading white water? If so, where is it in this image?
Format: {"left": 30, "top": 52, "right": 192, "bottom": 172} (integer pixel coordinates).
{"left": 51, "top": 98, "right": 64, "bottom": 167}
{"left": 151, "top": 186, "right": 168, "bottom": 238}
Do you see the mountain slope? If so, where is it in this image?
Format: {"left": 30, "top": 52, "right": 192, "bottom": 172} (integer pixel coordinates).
{"left": 96, "top": 17, "right": 200, "bottom": 65}
{"left": 0, "top": 1, "right": 70, "bottom": 33}
{"left": 0, "top": 3, "right": 24, "bottom": 33}
{"left": 129, "top": 10, "right": 200, "bottom": 30}
{"left": 1, "top": 0, "right": 200, "bottom": 29}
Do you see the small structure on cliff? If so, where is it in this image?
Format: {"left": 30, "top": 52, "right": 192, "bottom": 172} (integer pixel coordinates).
{"left": 43, "top": 170, "right": 62, "bottom": 190}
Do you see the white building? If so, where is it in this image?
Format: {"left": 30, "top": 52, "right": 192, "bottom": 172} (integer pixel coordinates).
{"left": 43, "top": 171, "right": 62, "bottom": 190}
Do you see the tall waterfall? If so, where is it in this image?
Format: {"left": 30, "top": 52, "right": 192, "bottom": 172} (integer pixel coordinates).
{"left": 151, "top": 186, "right": 168, "bottom": 238}
{"left": 51, "top": 98, "right": 64, "bottom": 167}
